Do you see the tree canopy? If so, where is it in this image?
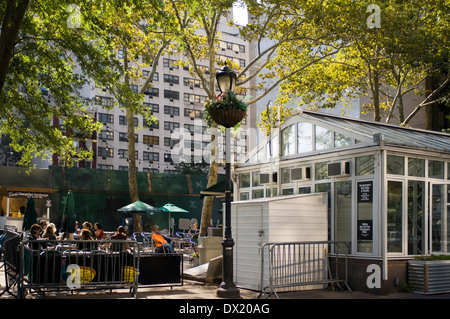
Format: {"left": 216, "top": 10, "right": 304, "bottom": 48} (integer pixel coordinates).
{"left": 273, "top": 0, "right": 449, "bottom": 126}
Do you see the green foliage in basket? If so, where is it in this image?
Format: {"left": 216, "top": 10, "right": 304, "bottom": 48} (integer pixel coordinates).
{"left": 203, "top": 90, "right": 248, "bottom": 126}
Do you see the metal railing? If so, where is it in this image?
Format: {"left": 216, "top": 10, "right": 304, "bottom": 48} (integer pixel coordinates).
{"left": 258, "top": 241, "right": 352, "bottom": 299}
{"left": 0, "top": 230, "right": 22, "bottom": 298}
{"left": 1, "top": 231, "right": 186, "bottom": 299}
{"left": 19, "top": 239, "right": 140, "bottom": 298}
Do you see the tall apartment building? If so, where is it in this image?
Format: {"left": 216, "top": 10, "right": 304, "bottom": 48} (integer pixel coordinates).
{"left": 46, "top": 15, "right": 253, "bottom": 173}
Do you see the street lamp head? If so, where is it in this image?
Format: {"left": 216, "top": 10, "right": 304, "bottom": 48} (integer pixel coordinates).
{"left": 216, "top": 65, "right": 236, "bottom": 93}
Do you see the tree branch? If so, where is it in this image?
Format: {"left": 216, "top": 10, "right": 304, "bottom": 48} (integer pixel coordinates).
{"left": 402, "top": 77, "right": 450, "bottom": 125}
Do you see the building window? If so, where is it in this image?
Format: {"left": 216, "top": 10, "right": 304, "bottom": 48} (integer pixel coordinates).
{"left": 315, "top": 126, "right": 332, "bottom": 150}
{"left": 183, "top": 93, "right": 207, "bottom": 104}
{"left": 164, "top": 137, "right": 180, "bottom": 147}
{"left": 429, "top": 160, "right": 444, "bottom": 179}
{"left": 118, "top": 149, "right": 129, "bottom": 159}
{"left": 448, "top": 162, "right": 450, "bottom": 179}
{"left": 239, "top": 173, "right": 250, "bottom": 188}
{"left": 408, "top": 181, "right": 425, "bottom": 255}
{"left": 144, "top": 102, "right": 159, "bottom": 113}
{"left": 143, "top": 151, "right": 159, "bottom": 162}
{"left": 163, "top": 58, "right": 179, "bottom": 69}
{"left": 281, "top": 124, "right": 295, "bottom": 156}
{"left": 144, "top": 87, "right": 159, "bottom": 97}
{"left": 356, "top": 155, "right": 375, "bottom": 176}
{"left": 184, "top": 124, "right": 206, "bottom": 134}
{"left": 164, "top": 153, "right": 173, "bottom": 163}
{"left": 387, "top": 181, "right": 403, "bottom": 253}
{"left": 430, "top": 184, "right": 449, "bottom": 253}
{"left": 315, "top": 162, "right": 328, "bottom": 180}
{"left": 143, "top": 135, "right": 159, "bottom": 145}
{"left": 164, "top": 90, "right": 179, "bottom": 100}
{"left": 387, "top": 155, "right": 404, "bottom": 175}
{"left": 164, "top": 121, "right": 180, "bottom": 131}
{"left": 164, "top": 74, "right": 179, "bottom": 84}
{"left": 98, "top": 113, "right": 114, "bottom": 124}
{"left": 164, "top": 105, "right": 180, "bottom": 116}
{"left": 184, "top": 77, "right": 201, "bottom": 88}
{"left": 334, "top": 180, "right": 352, "bottom": 245}
{"left": 184, "top": 108, "right": 203, "bottom": 119}
{"left": 119, "top": 115, "right": 138, "bottom": 126}
{"left": 408, "top": 157, "right": 425, "bottom": 177}
{"left": 282, "top": 188, "right": 294, "bottom": 195}
{"left": 98, "top": 147, "right": 114, "bottom": 158}
{"left": 95, "top": 96, "right": 114, "bottom": 107}
{"left": 281, "top": 167, "right": 290, "bottom": 184}
{"left": 252, "top": 172, "right": 261, "bottom": 187}
{"left": 252, "top": 189, "right": 264, "bottom": 199}
{"left": 334, "top": 132, "right": 352, "bottom": 147}
{"left": 297, "top": 122, "right": 313, "bottom": 153}
{"left": 143, "top": 70, "right": 159, "bottom": 81}
{"left": 119, "top": 133, "right": 137, "bottom": 142}
{"left": 240, "top": 192, "right": 249, "bottom": 200}
{"left": 144, "top": 119, "right": 159, "bottom": 129}
{"left": 98, "top": 130, "right": 114, "bottom": 141}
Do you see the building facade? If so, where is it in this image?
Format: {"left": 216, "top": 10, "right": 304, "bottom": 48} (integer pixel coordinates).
{"left": 47, "top": 16, "right": 253, "bottom": 174}
{"left": 233, "top": 109, "right": 450, "bottom": 293}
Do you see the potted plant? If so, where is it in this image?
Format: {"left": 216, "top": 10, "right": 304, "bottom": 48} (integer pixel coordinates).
{"left": 204, "top": 90, "right": 248, "bottom": 128}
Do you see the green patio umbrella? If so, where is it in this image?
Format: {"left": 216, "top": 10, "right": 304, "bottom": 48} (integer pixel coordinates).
{"left": 199, "top": 179, "right": 232, "bottom": 199}
{"left": 117, "top": 200, "right": 161, "bottom": 217}
{"left": 22, "top": 196, "right": 39, "bottom": 231}
{"left": 62, "top": 191, "right": 76, "bottom": 234}
{"left": 159, "top": 203, "right": 189, "bottom": 235}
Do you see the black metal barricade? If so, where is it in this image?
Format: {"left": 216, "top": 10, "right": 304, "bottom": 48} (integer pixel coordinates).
{"left": 20, "top": 239, "right": 140, "bottom": 298}
{"left": 0, "top": 230, "right": 22, "bottom": 298}
{"left": 8, "top": 237, "right": 185, "bottom": 298}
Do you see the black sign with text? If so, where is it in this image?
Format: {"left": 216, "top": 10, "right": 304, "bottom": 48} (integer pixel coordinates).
{"left": 357, "top": 181, "right": 373, "bottom": 203}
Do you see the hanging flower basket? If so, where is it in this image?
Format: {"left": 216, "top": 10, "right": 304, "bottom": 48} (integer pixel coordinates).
{"left": 204, "top": 90, "right": 248, "bottom": 128}
{"left": 210, "top": 108, "right": 247, "bottom": 128}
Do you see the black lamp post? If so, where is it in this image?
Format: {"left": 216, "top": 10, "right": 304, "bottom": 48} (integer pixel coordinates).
{"left": 215, "top": 65, "right": 241, "bottom": 298}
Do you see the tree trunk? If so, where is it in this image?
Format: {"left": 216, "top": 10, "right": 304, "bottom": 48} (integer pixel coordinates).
{"left": 199, "top": 128, "right": 219, "bottom": 237}
{"left": 372, "top": 70, "right": 381, "bottom": 122}
{"left": 0, "top": 0, "right": 30, "bottom": 94}
{"left": 123, "top": 46, "right": 142, "bottom": 233}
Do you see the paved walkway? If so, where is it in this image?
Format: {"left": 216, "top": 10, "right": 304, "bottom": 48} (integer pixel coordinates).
{"left": 2, "top": 257, "right": 450, "bottom": 300}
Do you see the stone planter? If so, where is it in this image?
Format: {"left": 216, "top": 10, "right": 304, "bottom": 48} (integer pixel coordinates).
{"left": 408, "top": 260, "right": 450, "bottom": 294}
{"left": 210, "top": 108, "right": 246, "bottom": 128}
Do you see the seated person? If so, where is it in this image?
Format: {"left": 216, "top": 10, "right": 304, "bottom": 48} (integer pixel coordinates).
{"left": 94, "top": 222, "right": 106, "bottom": 240}
{"left": 108, "top": 226, "right": 130, "bottom": 252}
{"left": 152, "top": 225, "right": 174, "bottom": 253}
{"left": 42, "top": 224, "right": 57, "bottom": 241}
{"left": 29, "top": 224, "right": 43, "bottom": 250}
{"left": 77, "top": 229, "right": 96, "bottom": 251}
{"left": 188, "top": 223, "right": 199, "bottom": 238}
{"left": 82, "top": 221, "right": 96, "bottom": 239}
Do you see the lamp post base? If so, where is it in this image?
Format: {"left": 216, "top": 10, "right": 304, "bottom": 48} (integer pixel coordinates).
{"left": 217, "top": 281, "right": 241, "bottom": 298}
